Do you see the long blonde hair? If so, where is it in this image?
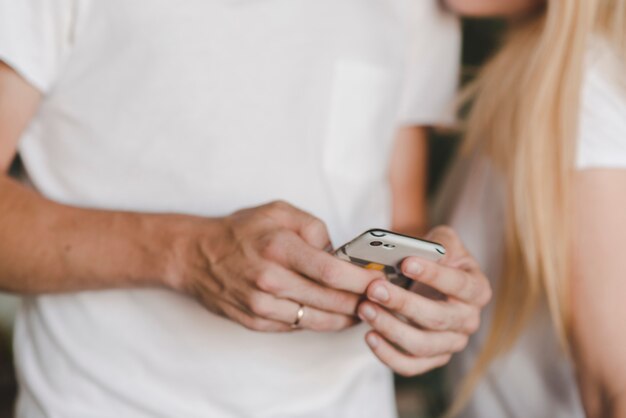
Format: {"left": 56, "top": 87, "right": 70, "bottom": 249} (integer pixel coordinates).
{"left": 451, "top": 0, "right": 626, "bottom": 415}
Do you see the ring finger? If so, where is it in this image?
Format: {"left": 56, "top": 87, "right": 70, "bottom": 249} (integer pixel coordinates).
{"left": 255, "top": 264, "right": 361, "bottom": 316}
{"left": 239, "top": 291, "right": 357, "bottom": 332}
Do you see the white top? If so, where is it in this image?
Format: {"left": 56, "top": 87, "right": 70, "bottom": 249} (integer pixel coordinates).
{"left": 442, "top": 40, "right": 626, "bottom": 418}
{"left": 0, "top": 1, "right": 460, "bottom": 417}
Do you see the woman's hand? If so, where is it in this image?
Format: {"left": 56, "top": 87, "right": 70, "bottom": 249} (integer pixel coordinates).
{"left": 357, "top": 226, "right": 491, "bottom": 376}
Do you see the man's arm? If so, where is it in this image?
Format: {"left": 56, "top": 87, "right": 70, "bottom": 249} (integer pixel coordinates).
{"left": 571, "top": 169, "right": 626, "bottom": 417}
{"left": 389, "top": 126, "right": 429, "bottom": 237}
{"left": 0, "top": 61, "right": 175, "bottom": 293}
{"left": 0, "top": 61, "right": 39, "bottom": 170}
{"left": 0, "top": 61, "right": 382, "bottom": 332}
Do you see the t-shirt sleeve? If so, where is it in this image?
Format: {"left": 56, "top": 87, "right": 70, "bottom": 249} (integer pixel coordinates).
{"left": 397, "top": 1, "right": 461, "bottom": 127}
{"left": 0, "top": 0, "right": 76, "bottom": 93}
{"left": 576, "top": 44, "right": 626, "bottom": 170}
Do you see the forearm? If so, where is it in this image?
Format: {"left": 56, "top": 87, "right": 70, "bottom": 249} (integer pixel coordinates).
{"left": 613, "top": 396, "right": 626, "bottom": 418}
{"left": 390, "top": 126, "right": 429, "bottom": 236}
{"left": 604, "top": 392, "right": 626, "bottom": 418}
{"left": 0, "top": 174, "right": 199, "bottom": 294}
{"left": 571, "top": 170, "right": 626, "bottom": 418}
{"left": 579, "top": 381, "right": 626, "bottom": 418}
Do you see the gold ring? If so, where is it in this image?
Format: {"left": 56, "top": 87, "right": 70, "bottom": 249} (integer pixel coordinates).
{"left": 292, "top": 304, "right": 305, "bottom": 328}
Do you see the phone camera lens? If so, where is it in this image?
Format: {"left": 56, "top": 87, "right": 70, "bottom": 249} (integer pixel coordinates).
{"left": 383, "top": 244, "right": 395, "bottom": 249}
{"left": 370, "top": 231, "right": 386, "bottom": 237}
{"left": 370, "top": 241, "right": 383, "bottom": 247}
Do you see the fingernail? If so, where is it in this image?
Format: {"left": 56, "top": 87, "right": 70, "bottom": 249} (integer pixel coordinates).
{"left": 366, "top": 333, "right": 379, "bottom": 348}
{"left": 360, "top": 305, "right": 377, "bottom": 321}
{"left": 371, "top": 285, "right": 389, "bottom": 302}
{"left": 405, "top": 260, "right": 423, "bottom": 275}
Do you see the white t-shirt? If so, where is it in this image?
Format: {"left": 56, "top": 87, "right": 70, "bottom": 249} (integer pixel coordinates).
{"left": 0, "top": 1, "right": 460, "bottom": 417}
{"left": 442, "top": 40, "right": 626, "bottom": 418}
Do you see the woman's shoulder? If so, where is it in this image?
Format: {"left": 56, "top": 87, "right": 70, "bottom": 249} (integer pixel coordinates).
{"left": 577, "top": 38, "right": 626, "bottom": 170}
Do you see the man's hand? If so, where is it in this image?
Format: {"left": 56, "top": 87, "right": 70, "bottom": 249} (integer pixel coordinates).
{"left": 0, "top": 57, "right": 382, "bottom": 334}
{"left": 356, "top": 226, "right": 491, "bottom": 376}
{"left": 167, "top": 201, "right": 385, "bottom": 333}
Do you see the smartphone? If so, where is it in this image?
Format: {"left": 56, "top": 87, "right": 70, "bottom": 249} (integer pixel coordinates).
{"left": 334, "top": 229, "right": 446, "bottom": 288}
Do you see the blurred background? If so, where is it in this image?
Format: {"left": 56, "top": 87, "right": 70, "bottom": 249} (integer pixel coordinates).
{"left": 396, "top": 17, "right": 503, "bottom": 418}
{"left": 0, "top": 17, "right": 503, "bottom": 418}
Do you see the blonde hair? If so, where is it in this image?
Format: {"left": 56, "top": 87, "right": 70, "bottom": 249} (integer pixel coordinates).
{"left": 450, "top": 0, "right": 626, "bottom": 415}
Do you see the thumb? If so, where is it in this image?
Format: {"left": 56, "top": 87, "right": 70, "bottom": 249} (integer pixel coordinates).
{"left": 425, "top": 225, "right": 469, "bottom": 267}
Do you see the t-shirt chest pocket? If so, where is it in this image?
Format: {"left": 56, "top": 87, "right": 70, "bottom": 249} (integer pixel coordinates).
{"left": 322, "top": 60, "right": 402, "bottom": 233}
{"left": 323, "top": 61, "right": 402, "bottom": 183}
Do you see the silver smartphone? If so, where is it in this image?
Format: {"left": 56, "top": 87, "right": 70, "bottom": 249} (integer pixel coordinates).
{"left": 334, "top": 229, "right": 446, "bottom": 288}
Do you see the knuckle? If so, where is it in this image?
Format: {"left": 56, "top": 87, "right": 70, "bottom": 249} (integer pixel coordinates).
{"left": 303, "top": 218, "right": 327, "bottom": 237}
{"left": 425, "top": 313, "right": 448, "bottom": 331}
{"left": 463, "top": 275, "right": 481, "bottom": 301}
{"left": 478, "top": 281, "right": 493, "bottom": 307}
{"left": 268, "top": 200, "right": 290, "bottom": 212}
{"left": 464, "top": 311, "right": 481, "bottom": 334}
{"left": 255, "top": 270, "right": 281, "bottom": 294}
{"left": 383, "top": 284, "right": 407, "bottom": 312}
{"left": 328, "top": 316, "right": 352, "bottom": 331}
{"left": 417, "top": 263, "right": 438, "bottom": 285}
{"left": 377, "top": 317, "right": 403, "bottom": 345}
{"left": 310, "top": 316, "right": 334, "bottom": 332}
{"left": 340, "top": 316, "right": 356, "bottom": 330}
{"left": 416, "top": 302, "right": 447, "bottom": 330}
{"left": 301, "top": 218, "right": 330, "bottom": 248}
{"left": 259, "top": 201, "right": 293, "bottom": 222}
{"left": 319, "top": 262, "right": 341, "bottom": 286}
{"left": 259, "top": 230, "right": 290, "bottom": 259}
{"left": 331, "top": 292, "right": 359, "bottom": 315}
{"left": 324, "top": 296, "right": 355, "bottom": 316}
{"left": 452, "top": 274, "right": 470, "bottom": 297}
{"left": 454, "top": 336, "right": 469, "bottom": 353}
{"left": 247, "top": 293, "right": 273, "bottom": 317}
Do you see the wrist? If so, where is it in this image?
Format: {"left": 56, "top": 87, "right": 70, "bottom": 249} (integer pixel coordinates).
{"left": 156, "top": 213, "right": 226, "bottom": 293}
